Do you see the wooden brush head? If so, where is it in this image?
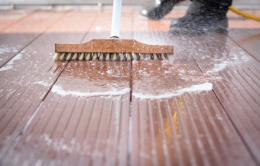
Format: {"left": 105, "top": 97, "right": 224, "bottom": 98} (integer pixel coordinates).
{"left": 55, "top": 38, "right": 173, "bottom": 54}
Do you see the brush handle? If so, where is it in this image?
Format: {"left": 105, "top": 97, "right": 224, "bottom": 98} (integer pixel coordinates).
{"left": 110, "top": 0, "right": 122, "bottom": 38}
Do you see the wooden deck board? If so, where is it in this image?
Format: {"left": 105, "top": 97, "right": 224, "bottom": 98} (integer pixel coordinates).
{"left": 228, "top": 29, "right": 260, "bottom": 62}
{"left": 3, "top": 61, "right": 131, "bottom": 166}
{"left": 131, "top": 10, "right": 259, "bottom": 166}
{"left": 0, "top": 10, "right": 67, "bottom": 67}
{"left": 0, "top": 8, "right": 259, "bottom": 166}
{"left": 130, "top": 15, "right": 256, "bottom": 164}
{"left": 0, "top": 10, "right": 98, "bottom": 162}
{"left": 0, "top": 9, "right": 35, "bottom": 31}
{"left": 185, "top": 34, "right": 260, "bottom": 164}
{"left": 1, "top": 9, "right": 132, "bottom": 165}
{"left": 3, "top": 62, "right": 131, "bottom": 165}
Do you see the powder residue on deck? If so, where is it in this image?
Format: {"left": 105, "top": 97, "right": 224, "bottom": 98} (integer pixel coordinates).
{"left": 0, "top": 53, "right": 23, "bottom": 71}
{"left": 133, "top": 83, "right": 213, "bottom": 99}
{"left": 35, "top": 81, "right": 52, "bottom": 87}
{"left": 51, "top": 84, "right": 130, "bottom": 97}
{"left": 206, "top": 51, "right": 251, "bottom": 74}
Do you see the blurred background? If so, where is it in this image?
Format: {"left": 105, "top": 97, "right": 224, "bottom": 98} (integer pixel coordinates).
{"left": 0, "top": 0, "right": 259, "bottom": 8}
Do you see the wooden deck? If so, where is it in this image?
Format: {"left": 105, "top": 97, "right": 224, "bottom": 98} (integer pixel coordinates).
{"left": 0, "top": 8, "right": 259, "bottom": 166}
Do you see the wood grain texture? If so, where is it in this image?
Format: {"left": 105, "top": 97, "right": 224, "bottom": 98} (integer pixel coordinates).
{"left": 132, "top": 93, "right": 256, "bottom": 166}
{"left": 131, "top": 60, "right": 255, "bottom": 166}
{"left": 1, "top": 9, "right": 132, "bottom": 166}
{"left": 0, "top": 10, "right": 67, "bottom": 67}
{"left": 183, "top": 34, "right": 260, "bottom": 165}
{"left": 0, "top": 9, "right": 35, "bottom": 32}
{"left": 228, "top": 29, "right": 260, "bottom": 62}
{"left": 3, "top": 61, "right": 131, "bottom": 166}
{"left": 131, "top": 10, "right": 258, "bottom": 166}
{"left": 0, "top": 10, "right": 98, "bottom": 161}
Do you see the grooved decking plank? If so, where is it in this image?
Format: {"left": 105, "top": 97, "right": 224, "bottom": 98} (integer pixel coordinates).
{"left": 186, "top": 34, "right": 260, "bottom": 165}
{"left": 0, "top": 9, "right": 35, "bottom": 31}
{"left": 131, "top": 11, "right": 256, "bottom": 165}
{"left": 132, "top": 92, "right": 256, "bottom": 166}
{"left": 3, "top": 61, "right": 131, "bottom": 166}
{"left": 228, "top": 29, "right": 260, "bottom": 62}
{"left": 2, "top": 9, "right": 133, "bottom": 165}
{"left": 131, "top": 61, "right": 255, "bottom": 166}
{"left": 0, "top": 10, "right": 98, "bottom": 162}
{"left": 0, "top": 10, "right": 67, "bottom": 67}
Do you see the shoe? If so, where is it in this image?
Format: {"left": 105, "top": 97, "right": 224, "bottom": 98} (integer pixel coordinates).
{"left": 169, "top": 0, "right": 229, "bottom": 35}
{"left": 141, "top": 0, "right": 182, "bottom": 20}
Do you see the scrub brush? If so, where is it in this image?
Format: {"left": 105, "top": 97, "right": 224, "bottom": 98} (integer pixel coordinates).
{"left": 53, "top": 0, "right": 173, "bottom": 61}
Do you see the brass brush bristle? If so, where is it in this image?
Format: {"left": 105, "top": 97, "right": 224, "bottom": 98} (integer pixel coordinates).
{"left": 54, "top": 39, "right": 174, "bottom": 61}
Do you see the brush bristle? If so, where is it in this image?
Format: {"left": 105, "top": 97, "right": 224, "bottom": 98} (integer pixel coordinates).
{"left": 78, "top": 53, "right": 84, "bottom": 60}
{"left": 112, "top": 53, "right": 117, "bottom": 61}
{"left": 53, "top": 52, "right": 59, "bottom": 60}
{"left": 127, "top": 53, "right": 131, "bottom": 61}
{"left": 120, "top": 53, "right": 125, "bottom": 61}
{"left": 54, "top": 52, "right": 174, "bottom": 61}
{"left": 71, "top": 53, "right": 77, "bottom": 60}
{"left": 99, "top": 53, "right": 104, "bottom": 61}
{"left": 153, "top": 53, "right": 158, "bottom": 60}
{"left": 105, "top": 53, "right": 110, "bottom": 61}
{"left": 133, "top": 53, "right": 138, "bottom": 60}
{"left": 92, "top": 53, "right": 98, "bottom": 60}
{"left": 59, "top": 53, "right": 65, "bottom": 60}
{"left": 86, "top": 53, "right": 91, "bottom": 60}
{"left": 66, "top": 53, "right": 72, "bottom": 60}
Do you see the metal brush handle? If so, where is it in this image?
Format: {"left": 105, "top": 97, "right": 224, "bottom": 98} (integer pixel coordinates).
{"left": 110, "top": 0, "right": 122, "bottom": 38}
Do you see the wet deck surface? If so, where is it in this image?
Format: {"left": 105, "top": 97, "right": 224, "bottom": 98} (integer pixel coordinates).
{"left": 0, "top": 8, "right": 260, "bottom": 166}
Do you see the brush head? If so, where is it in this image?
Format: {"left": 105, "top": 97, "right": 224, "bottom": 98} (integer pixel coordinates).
{"left": 54, "top": 38, "right": 173, "bottom": 61}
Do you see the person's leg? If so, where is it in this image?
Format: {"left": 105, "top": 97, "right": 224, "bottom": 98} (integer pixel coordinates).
{"left": 169, "top": 0, "right": 233, "bottom": 34}
{"left": 140, "top": 0, "right": 184, "bottom": 20}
